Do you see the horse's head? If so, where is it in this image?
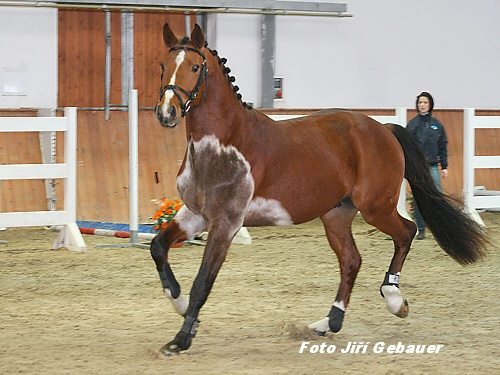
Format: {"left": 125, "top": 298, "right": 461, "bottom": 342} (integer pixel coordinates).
{"left": 155, "top": 23, "right": 208, "bottom": 128}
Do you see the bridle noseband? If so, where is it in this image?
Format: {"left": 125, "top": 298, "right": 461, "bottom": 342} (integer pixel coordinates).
{"left": 158, "top": 46, "right": 208, "bottom": 117}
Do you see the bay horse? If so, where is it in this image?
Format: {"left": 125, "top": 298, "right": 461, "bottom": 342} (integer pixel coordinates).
{"left": 151, "top": 23, "right": 488, "bottom": 356}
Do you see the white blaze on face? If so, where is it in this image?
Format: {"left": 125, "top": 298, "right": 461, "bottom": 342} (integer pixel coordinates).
{"left": 162, "top": 50, "right": 186, "bottom": 116}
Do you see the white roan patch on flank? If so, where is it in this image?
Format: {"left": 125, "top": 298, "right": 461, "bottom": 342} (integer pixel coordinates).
{"left": 164, "top": 288, "right": 189, "bottom": 316}
{"left": 161, "top": 50, "right": 185, "bottom": 116}
{"left": 245, "top": 197, "right": 293, "bottom": 226}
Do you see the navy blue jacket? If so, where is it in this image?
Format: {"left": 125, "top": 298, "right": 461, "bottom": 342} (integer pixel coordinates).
{"left": 407, "top": 114, "right": 448, "bottom": 169}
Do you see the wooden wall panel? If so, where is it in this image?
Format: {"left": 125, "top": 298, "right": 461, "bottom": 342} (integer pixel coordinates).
{"left": 75, "top": 109, "right": 186, "bottom": 222}
{"left": 133, "top": 13, "right": 191, "bottom": 107}
{"left": 58, "top": 10, "right": 122, "bottom": 107}
{"left": 58, "top": 11, "right": 190, "bottom": 108}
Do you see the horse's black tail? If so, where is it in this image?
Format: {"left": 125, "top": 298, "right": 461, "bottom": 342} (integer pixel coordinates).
{"left": 389, "top": 124, "right": 489, "bottom": 265}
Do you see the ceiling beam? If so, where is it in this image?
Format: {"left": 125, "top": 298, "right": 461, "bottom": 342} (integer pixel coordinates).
{"left": 0, "top": 0, "right": 352, "bottom": 17}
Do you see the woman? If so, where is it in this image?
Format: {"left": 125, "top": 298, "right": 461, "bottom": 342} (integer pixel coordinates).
{"left": 407, "top": 92, "right": 448, "bottom": 240}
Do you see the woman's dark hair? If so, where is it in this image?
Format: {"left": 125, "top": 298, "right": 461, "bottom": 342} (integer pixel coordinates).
{"left": 416, "top": 91, "right": 434, "bottom": 113}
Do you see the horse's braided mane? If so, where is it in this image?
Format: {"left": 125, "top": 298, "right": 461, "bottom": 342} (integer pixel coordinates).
{"left": 178, "top": 37, "right": 252, "bottom": 109}
{"left": 203, "top": 41, "right": 252, "bottom": 109}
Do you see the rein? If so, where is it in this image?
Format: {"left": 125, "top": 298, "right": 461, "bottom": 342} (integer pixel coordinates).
{"left": 158, "top": 46, "right": 208, "bottom": 117}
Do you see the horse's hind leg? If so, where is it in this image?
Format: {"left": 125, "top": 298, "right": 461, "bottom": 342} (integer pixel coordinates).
{"left": 361, "top": 208, "right": 416, "bottom": 318}
{"left": 150, "top": 206, "right": 206, "bottom": 316}
{"left": 309, "top": 199, "right": 360, "bottom": 335}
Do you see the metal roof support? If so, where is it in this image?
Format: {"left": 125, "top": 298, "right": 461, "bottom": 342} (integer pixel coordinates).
{"left": 0, "top": 1, "right": 351, "bottom": 17}
{"left": 104, "top": 10, "right": 112, "bottom": 120}
{"left": 261, "top": 14, "right": 275, "bottom": 108}
{"left": 121, "top": 11, "right": 134, "bottom": 108}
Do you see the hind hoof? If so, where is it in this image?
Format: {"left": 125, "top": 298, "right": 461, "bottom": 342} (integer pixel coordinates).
{"left": 395, "top": 299, "right": 409, "bottom": 318}
{"left": 308, "top": 317, "right": 329, "bottom": 336}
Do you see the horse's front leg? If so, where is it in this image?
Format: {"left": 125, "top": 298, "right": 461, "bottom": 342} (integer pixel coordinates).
{"left": 160, "top": 216, "right": 242, "bottom": 356}
{"left": 150, "top": 206, "right": 206, "bottom": 316}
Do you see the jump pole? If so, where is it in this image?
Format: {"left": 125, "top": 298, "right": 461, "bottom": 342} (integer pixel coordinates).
{"left": 96, "top": 89, "right": 149, "bottom": 249}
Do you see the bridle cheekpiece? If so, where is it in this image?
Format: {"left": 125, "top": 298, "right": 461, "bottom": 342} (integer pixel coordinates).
{"left": 158, "top": 46, "right": 208, "bottom": 117}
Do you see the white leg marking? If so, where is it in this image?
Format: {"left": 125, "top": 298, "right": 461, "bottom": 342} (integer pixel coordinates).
{"left": 164, "top": 288, "right": 189, "bottom": 316}
{"left": 308, "top": 317, "right": 330, "bottom": 333}
{"left": 174, "top": 205, "right": 206, "bottom": 240}
{"left": 381, "top": 285, "right": 404, "bottom": 315}
{"left": 161, "top": 50, "right": 185, "bottom": 116}
{"left": 245, "top": 197, "right": 293, "bottom": 225}
{"left": 333, "top": 300, "right": 345, "bottom": 311}
{"left": 308, "top": 300, "right": 345, "bottom": 334}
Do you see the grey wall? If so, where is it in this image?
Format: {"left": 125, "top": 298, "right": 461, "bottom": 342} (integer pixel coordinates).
{"left": 214, "top": 0, "right": 500, "bottom": 109}
{"left": 0, "top": 8, "right": 57, "bottom": 108}
{"left": 1, "top": 1, "right": 498, "bottom": 109}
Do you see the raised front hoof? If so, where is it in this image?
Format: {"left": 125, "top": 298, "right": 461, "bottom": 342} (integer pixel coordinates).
{"left": 395, "top": 299, "right": 409, "bottom": 318}
{"left": 159, "top": 332, "right": 192, "bottom": 357}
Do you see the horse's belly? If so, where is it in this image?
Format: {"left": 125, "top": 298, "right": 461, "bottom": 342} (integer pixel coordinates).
{"left": 243, "top": 197, "right": 293, "bottom": 226}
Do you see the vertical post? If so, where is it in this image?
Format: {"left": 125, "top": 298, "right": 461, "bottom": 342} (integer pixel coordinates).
{"left": 395, "top": 107, "right": 410, "bottom": 220}
{"left": 185, "top": 12, "right": 191, "bottom": 35}
{"left": 463, "top": 108, "right": 475, "bottom": 208}
{"left": 64, "top": 107, "right": 78, "bottom": 223}
{"left": 261, "top": 14, "right": 275, "bottom": 108}
{"left": 104, "top": 10, "right": 112, "bottom": 120}
{"left": 463, "top": 108, "right": 484, "bottom": 225}
{"left": 129, "top": 90, "right": 139, "bottom": 244}
{"left": 38, "top": 108, "right": 57, "bottom": 211}
{"left": 121, "top": 12, "right": 134, "bottom": 108}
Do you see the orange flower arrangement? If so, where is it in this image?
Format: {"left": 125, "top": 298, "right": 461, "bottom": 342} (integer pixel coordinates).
{"left": 150, "top": 197, "right": 184, "bottom": 232}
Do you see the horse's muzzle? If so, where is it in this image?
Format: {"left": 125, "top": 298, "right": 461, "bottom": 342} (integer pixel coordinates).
{"left": 155, "top": 104, "right": 180, "bottom": 128}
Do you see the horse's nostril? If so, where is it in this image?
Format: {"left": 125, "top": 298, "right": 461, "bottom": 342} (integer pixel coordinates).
{"left": 168, "top": 106, "right": 176, "bottom": 118}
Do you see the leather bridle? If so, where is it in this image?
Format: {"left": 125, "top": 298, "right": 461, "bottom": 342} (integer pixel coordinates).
{"left": 157, "top": 46, "right": 208, "bottom": 117}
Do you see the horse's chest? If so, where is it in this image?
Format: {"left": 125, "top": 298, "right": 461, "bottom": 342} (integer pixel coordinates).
{"left": 176, "top": 135, "right": 254, "bottom": 215}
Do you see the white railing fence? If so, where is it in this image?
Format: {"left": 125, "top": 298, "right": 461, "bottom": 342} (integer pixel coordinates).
{"left": 0, "top": 108, "right": 86, "bottom": 250}
{"left": 463, "top": 108, "right": 500, "bottom": 225}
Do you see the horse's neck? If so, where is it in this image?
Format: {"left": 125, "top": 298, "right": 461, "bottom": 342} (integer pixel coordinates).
{"left": 186, "top": 68, "right": 267, "bottom": 144}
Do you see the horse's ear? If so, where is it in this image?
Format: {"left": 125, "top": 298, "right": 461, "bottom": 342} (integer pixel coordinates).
{"left": 190, "top": 24, "right": 205, "bottom": 49}
{"left": 163, "top": 23, "right": 177, "bottom": 48}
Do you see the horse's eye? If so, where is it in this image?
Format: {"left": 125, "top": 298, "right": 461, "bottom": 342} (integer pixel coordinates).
{"left": 192, "top": 65, "right": 200, "bottom": 73}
